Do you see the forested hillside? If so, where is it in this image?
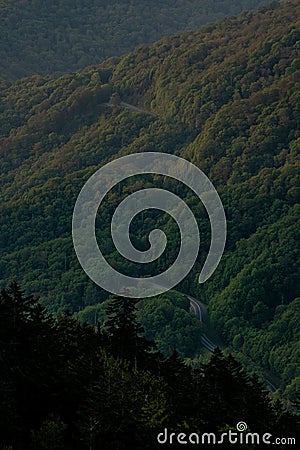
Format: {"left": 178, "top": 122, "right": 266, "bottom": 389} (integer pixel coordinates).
{"left": 0, "top": 0, "right": 271, "bottom": 80}
{"left": 0, "top": 0, "right": 299, "bottom": 403}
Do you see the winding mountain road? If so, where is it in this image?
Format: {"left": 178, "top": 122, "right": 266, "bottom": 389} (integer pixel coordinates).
{"left": 188, "top": 296, "right": 277, "bottom": 392}
{"left": 188, "top": 296, "right": 217, "bottom": 352}
{"left": 101, "top": 103, "right": 278, "bottom": 393}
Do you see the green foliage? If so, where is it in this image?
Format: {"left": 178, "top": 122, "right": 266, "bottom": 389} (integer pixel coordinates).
{"left": 30, "top": 416, "right": 67, "bottom": 450}
{"left": 0, "top": 0, "right": 271, "bottom": 81}
{"left": 0, "top": 0, "right": 299, "bottom": 401}
{"left": 78, "top": 292, "right": 205, "bottom": 359}
{"left": 138, "top": 292, "right": 204, "bottom": 358}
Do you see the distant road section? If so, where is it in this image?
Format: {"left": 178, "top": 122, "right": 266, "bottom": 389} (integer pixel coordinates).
{"left": 188, "top": 296, "right": 217, "bottom": 352}
{"left": 189, "top": 296, "right": 277, "bottom": 392}
{"left": 105, "top": 101, "right": 156, "bottom": 116}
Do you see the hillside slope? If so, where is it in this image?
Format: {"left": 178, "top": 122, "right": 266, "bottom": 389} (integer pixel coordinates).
{"left": 0, "top": 0, "right": 270, "bottom": 80}
{"left": 0, "top": 0, "right": 299, "bottom": 400}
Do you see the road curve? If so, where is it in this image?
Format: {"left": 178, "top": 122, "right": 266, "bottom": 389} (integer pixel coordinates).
{"left": 188, "top": 296, "right": 217, "bottom": 353}
{"left": 188, "top": 295, "right": 277, "bottom": 392}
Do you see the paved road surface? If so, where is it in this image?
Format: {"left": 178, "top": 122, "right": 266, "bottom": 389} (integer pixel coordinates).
{"left": 105, "top": 101, "right": 156, "bottom": 116}
{"left": 188, "top": 296, "right": 277, "bottom": 392}
{"left": 188, "top": 296, "right": 217, "bottom": 352}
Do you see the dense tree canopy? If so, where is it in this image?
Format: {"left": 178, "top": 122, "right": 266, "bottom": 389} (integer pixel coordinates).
{"left": 0, "top": 0, "right": 271, "bottom": 80}
{"left": 0, "top": 0, "right": 299, "bottom": 403}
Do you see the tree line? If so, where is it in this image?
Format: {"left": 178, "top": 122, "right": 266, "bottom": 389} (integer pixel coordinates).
{"left": 0, "top": 282, "right": 299, "bottom": 449}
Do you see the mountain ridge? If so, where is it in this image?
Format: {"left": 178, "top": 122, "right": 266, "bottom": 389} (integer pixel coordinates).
{"left": 0, "top": 0, "right": 272, "bottom": 80}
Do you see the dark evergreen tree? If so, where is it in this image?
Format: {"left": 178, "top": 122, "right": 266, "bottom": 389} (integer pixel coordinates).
{"left": 0, "top": 282, "right": 57, "bottom": 447}
{"left": 160, "top": 350, "right": 194, "bottom": 426}
{"left": 104, "top": 295, "right": 152, "bottom": 369}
